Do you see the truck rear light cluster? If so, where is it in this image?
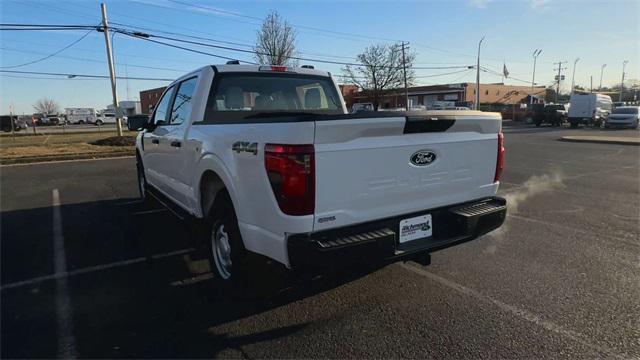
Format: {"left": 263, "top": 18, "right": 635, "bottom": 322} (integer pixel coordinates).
{"left": 259, "top": 65, "right": 289, "bottom": 72}
{"left": 264, "top": 144, "right": 315, "bottom": 216}
{"left": 494, "top": 132, "right": 505, "bottom": 183}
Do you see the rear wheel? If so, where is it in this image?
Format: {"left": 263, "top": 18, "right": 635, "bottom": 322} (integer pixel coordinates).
{"left": 570, "top": 119, "right": 579, "bottom": 128}
{"left": 205, "top": 193, "right": 249, "bottom": 295}
{"left": 95, "top": 120, "right": 103, "bottom": 126}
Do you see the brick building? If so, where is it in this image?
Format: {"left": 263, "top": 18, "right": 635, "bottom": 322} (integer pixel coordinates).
{"left": 345, "top": 82, "right": 547, "bottom": 110}
{"left": 140, "top": 86, "right": 167, "bottom": 114}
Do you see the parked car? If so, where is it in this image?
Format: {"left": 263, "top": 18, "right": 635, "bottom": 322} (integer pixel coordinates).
{"left": 536, "top": 104, "right": 568, "bottom": 127}
{"left": 501, "top": 103, "right": 545, "bottom": 124}
{"left": 568, "top": 93, "right": 612, "bottom": 128}
{"left": 124, "top": 114, "right": 149, "bottom": 129}
{"left": 65, "top": 108, "right": 96, "bottom": 124}
{"left": 129, "top": 64, "right": 507, "bottom": 290}
{"left": 1, "top": 115, "right": 19, "bottom": 132}
{"left": 605, "top": 106, "right": 639, "bottom": 129}
{"left": 351, "top": 103, "right": 375, "bottom": 113}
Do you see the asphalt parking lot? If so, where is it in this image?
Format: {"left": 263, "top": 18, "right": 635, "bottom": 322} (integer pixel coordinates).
{"left": 1, "top": 125, "right": 639, "bottom": 358}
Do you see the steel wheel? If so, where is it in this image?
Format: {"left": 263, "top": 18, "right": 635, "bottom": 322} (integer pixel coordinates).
{"left": 212, "top": 223, "right": 232, "bottom": 280}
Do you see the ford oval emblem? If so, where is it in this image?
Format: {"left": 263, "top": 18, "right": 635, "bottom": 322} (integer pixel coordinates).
{"left": 410, "top": 150, "right": 436, "bottom": 166}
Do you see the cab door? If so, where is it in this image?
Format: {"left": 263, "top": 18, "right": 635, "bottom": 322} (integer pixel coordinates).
{"left": 158, "top": 77, "right": 199, "bottom": 207}
{"left": 142, "top": 85, "right": 175, "bottom": 193}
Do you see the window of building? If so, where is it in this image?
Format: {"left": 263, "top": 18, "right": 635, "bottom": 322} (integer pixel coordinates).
{"left": 485, "top": 90, "right": 489, "bottom": 95}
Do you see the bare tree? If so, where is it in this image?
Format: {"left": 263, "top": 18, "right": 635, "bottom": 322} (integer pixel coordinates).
{"left": 32, "top": 98, "right": 60, "bottom": 115}
{"left": 254, "top": 11, "right": 298, "bottom": 66}
{"left": 342, "top": 44, "right": 415, "bottom": 110}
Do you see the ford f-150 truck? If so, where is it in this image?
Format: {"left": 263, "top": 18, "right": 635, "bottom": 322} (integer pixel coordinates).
{"left": 128, "top": 63, "right": 507, "bottom": 287}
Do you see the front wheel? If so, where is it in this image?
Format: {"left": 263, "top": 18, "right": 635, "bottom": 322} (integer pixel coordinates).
{"left": 136, "top": 156, "right": 147, "bottom": 201}
{"left": 95, "top": 120, "right": 103, "bottom": 126}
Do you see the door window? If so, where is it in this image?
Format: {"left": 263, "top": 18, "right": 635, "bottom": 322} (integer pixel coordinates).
{"left": 169, "top": 77, "right": 197, "bottom": 125}
{"left": 152, "top": 86, "right": 175, "bottom": 126}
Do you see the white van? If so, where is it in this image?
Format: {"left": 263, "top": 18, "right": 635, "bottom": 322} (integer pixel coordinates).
{"left": 568, "top": 93, "right": 612, "bottom": 128}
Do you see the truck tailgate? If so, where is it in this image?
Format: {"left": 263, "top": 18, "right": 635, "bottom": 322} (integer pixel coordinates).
{"left": 313, "top": 111, "right": 502, "bottom": 231}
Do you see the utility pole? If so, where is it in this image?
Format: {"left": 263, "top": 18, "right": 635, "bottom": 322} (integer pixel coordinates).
{"left": 619, "top": 60, "right": 629, "bottom": 102}
{"left": 570, "top": 58, "right": 579, "bottom": 94}
{"left": 553, "top": 60, "right": 567, "bottom": 103}
{"left": 531, "top": 49, "right": 542, "bottom": 105}
{"left": 599, "top": 64, "right": 606, "bottom": 90}
{"left": 401, "top": 41, "right": 409, "bottom": 110}
{"left": 475, "top": 36, "right": 485, "bottom": 110}
{"left": 100, "top": 3, "right": 123, "bottom": 136}
{"left": 590, "top": 76, "right": 593, "bottom": 93}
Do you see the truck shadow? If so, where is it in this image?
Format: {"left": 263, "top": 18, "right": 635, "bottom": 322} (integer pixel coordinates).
{"left": 1, "top": 197, "right": 384, "bottom": 358}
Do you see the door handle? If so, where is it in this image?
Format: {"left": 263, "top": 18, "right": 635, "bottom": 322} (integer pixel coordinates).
{"left": 170, "top": 141, "right": 181, "bottom": 148}
{"left": 151, "top": 138, "right": 160, "bottom": 144}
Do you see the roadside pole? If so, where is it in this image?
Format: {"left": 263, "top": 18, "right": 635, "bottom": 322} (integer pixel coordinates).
{"left": 570, "top": 58, "right": 579, "bottom": 94}
{"left": 553, "top": 61, "right": 567, "bottom": 103}
{"left": 9, "top": 105, "right": 15, "bottom": 139}
{"left": 100, "top": 3, "right": 123, "bottom": 137}
{"left": 476, "top": 36, "right": 484, "bottom": 110}
{"left": 599, "top": 64, "right": 606, "bottom": 90}
{"left": 619, "top": 60, "right": 628, "bottom": 102}
{"left": 401, "top": 42, "right": 409, "bottom": 111}
{"left": 531, "top": 49, "right": 541, "bottom": 105}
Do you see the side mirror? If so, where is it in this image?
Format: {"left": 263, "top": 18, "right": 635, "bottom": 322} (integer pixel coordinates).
{"left": 127, "top": 115, "right": 150, "bottom": 131}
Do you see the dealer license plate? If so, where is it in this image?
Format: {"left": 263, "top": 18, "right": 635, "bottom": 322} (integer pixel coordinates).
{"left": 399, "top": 214, "right": 432, "bottom": 243}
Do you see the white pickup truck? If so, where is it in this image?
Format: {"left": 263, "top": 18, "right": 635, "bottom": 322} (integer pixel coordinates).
{"left": 128, "top": 63, "right": 507, "bottom": 287}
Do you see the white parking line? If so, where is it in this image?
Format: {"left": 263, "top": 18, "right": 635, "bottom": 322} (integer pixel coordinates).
{"left": 0, "top": 248, "right": 195, "bottom": 291}
{"left": 400, "top": 263, "right": 627, "bottom": 359}
{"left": 52, "top": 189, "right": 77, "bottom": 359}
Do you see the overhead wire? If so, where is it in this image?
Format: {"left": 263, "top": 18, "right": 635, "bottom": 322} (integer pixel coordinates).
{"left": 0, "top": 28, "right": 95, "bottom": 69}
{"left": 0, "top": 69, "right": 174, "bottom": 81}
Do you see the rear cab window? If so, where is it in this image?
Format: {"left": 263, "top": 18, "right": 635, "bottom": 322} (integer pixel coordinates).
{"left": 204, "top": 72, "right": 343, "bottom": 123}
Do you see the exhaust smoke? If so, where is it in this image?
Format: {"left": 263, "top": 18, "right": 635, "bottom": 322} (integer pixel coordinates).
{"left": 484, "top": 171, "right": 565, "bottom": 254}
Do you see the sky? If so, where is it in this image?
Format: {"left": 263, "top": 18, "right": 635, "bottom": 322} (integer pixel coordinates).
{"left": 0, "top": 0, "right": 638, "bottom": 114}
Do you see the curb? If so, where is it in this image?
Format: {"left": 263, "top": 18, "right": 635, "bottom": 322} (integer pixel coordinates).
{"left": 560, "top": 136, "right": 640, "bottom": 146}
{"left": 1, "top": 150, "right": 135, "bottom": 165}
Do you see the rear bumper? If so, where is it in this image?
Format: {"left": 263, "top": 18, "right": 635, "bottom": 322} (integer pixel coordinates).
{"left": 287, "top": 197, "right": 507, "bottom": 270}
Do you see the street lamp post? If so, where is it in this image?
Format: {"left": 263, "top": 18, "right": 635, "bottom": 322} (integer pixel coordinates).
{"left": 570, "top": 58, "right": 580, "bottom": 94}
{"left": 531, "top": 49, "right": 542, "bottom": 104}
{"left": 599, "top": 64, "right": 606, "bottom": 90}
{"left": 475, "top": 36, "right": 485, "bottom": 110}
{"left": 619, "top": 60, "right": 629, "bottom": 102}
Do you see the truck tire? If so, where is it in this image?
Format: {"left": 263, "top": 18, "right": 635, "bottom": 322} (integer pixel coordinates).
{"left": 570, "top": 119, "right": 579, "bottom": 128}
{"left": 205, "top": 193, "right": 249, "bottom": 294}
{"left": 136, "top": 154, "right": 147, "bottom": 201}
{"left": 95, "top": 120, "right": 103, "bottom": 126}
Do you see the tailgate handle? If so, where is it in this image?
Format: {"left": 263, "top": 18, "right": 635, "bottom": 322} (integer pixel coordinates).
{"left": 404, "top": 116, "right": 455, "bottom": 134}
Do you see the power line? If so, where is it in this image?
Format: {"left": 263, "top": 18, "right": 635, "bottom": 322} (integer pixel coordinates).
{"left": 116, "top": 32, "right": 258, "bottom": 64}
{"left": 166, "top": 0, "right": 404, "bottom": 43}
{"left": 0, "top": 28, "right": 95, "bottom": 69}
{"left": 114, "top": 26, "right": 471, "bottom": 71}
{"left": 0, "top": 69, "right": 174, "bottom": 81}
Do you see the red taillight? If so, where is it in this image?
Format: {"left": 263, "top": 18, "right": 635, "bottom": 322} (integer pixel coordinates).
{"left": 265, "top": 144, "right": 315, "bottom": 215}
{"left": 494, "top": 132, "right": 505, "bottom": 183}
